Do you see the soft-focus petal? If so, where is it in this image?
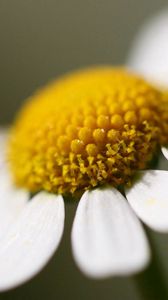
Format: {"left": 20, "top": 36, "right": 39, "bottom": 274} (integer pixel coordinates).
{"left": 0, "top": 128, "right": 29, "bottom": 238}
{"left": 0, "top": 167, "right": 28, "bottom": 240}
{"left": 0, "top": 128, "right": 8, "bottom": 144}
{"left": 71, "top": 187, "right": 150, "bottom": 278}
{"left": 126, "top": 170, "right": 168, "bottom": 232}
{"left": 162, "top": 147, "right": 168, "bottom": 161}
{"left": 0, "top": 129, "right": 8, "bottom": 168}
{"left": 127, "top": 10, "right": 168, "bottom": 87}
{"left": 0, "top": 191, "right": 64, "bottom": 291}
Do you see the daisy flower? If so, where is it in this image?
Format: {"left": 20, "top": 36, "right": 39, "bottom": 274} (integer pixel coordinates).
{"left": 127, "top": 9, "right": 168, "bottom": 87}
{"left": 1, "top": 67, "right": 168, "bottom": 292}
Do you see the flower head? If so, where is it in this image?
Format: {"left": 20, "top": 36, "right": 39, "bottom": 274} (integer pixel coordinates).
{"left": 9, "top": 67, "right": 168, "bottom": 195}
{"left": 1, "top": 66, "right": 168, "bottom": 291}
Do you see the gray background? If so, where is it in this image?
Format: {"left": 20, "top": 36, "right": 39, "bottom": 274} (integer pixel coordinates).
{"left": 1, "top": 1, "right": 168, "bottom": 300}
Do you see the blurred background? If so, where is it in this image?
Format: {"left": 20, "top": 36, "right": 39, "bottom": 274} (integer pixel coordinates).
{"left": 1, "top": 0, "right": 168, "bottom": 299}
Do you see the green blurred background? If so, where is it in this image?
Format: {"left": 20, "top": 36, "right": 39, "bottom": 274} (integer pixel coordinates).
{"left": 1, "top": 1, "right": 168, "bottom": 299}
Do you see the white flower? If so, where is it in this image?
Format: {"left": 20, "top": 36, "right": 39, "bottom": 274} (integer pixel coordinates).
{"left": 127, "top": 9, "right": 168, "bottom": 88}
{"left": 1, "top": 128, "right": 168, "bottom": 291}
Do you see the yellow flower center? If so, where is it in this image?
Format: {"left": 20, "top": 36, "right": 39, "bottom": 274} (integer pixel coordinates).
{"left": 9, "top": 67, "right": 168, "bottom": 195}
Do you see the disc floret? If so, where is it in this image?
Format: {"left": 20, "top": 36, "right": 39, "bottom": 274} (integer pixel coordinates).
{"left": 9, "top": 67, "right": 168, "bottom": 195}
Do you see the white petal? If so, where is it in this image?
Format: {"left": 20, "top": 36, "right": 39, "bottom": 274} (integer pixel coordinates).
{"left": 0, "top": 129, "right": 8, "bottom": 168}
{"left": 71, "top": 187, "right": 150, "bottom": 278}
{"left": 0, "top": 128, "right": 29, "bottom": 238}
{"left": 0, "top": 167, "right": 29, "bottom": 240}
{"left": 161, "top": 147, "right": 168, "bottom": 161}
{"left": 0, "top": 129, "right": 8, "bottom": 143}
{"left": 0, "top": 129, "right": 30, "bottom": 242}
{"left": 127, "top": 10, "right": 168, "bottom": 88}
{"left": 126, "top": 170, "right": 168, "bottom": 232}
{"left": 0, "top": 191, "right": 64, "bottom": 291}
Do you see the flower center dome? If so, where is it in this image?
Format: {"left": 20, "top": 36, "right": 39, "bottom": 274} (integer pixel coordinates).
{"left": 9, "top": 67, "right": 168, "bottom": 195}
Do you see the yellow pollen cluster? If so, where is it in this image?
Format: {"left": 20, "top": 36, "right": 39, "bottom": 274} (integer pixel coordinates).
{"left": 9, "top": 67, "right": 168, "bottom": 195}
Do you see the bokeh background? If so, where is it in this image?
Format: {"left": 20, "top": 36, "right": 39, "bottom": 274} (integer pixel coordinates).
{"left": 1, "top": 1, "right": 168, "bottom": 299}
